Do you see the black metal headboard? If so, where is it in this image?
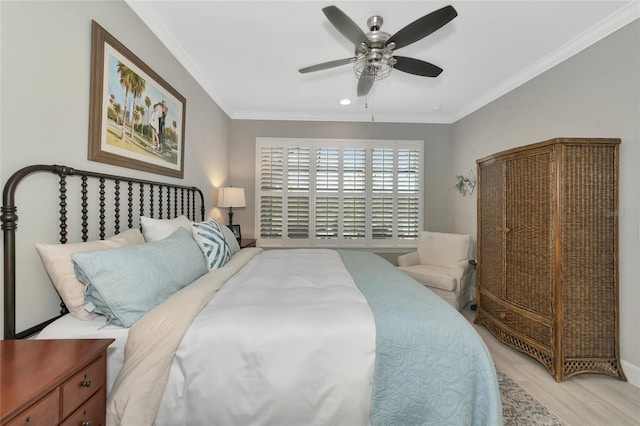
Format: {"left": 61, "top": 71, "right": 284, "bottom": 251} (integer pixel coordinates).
{"left": 1, "top": 164, "right": 205, "bottom": 339}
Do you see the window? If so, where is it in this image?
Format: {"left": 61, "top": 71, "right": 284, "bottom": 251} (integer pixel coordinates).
{"left": 257, "top": 138, "right": 423, "bottom": 247}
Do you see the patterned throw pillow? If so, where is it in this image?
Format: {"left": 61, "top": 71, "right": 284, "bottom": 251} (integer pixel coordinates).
{"left": 192, "top": 219, "right": 231, "bottom": 270}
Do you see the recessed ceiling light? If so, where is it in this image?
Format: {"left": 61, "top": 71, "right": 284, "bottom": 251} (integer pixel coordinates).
{"left": 432, "top": 105, "right": 443, "bottom": 111}
{"left": 339, "top": 98, "right": 352, "bottom": 106}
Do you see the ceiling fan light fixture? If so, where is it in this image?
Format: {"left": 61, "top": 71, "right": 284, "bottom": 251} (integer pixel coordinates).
{"left": 353, "top": 54, "right": 393, "bottom": 82}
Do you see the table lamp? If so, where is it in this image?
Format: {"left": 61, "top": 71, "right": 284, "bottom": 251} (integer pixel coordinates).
{"left": 217, "top": 187, "right": 245, "bottom": 227}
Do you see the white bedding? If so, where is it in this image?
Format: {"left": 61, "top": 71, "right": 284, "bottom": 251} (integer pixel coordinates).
{"left": 39, "top": 249, "right": 376, "bottom": 425}
{"left": 157, "top": 249, "right": 376, "bottom": 425}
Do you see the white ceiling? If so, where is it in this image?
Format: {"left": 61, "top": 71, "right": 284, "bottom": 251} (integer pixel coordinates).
{"left": 126, "top": 1, "right": 638, "bottom": 124}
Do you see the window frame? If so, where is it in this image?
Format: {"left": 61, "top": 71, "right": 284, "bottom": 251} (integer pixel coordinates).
{"left": 255, "top": 137, "right": 424, "bottom": 248}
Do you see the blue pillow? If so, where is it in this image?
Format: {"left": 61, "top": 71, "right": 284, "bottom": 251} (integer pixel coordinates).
{"left": 72, "top": 227, "right": 207, "bottom": 327}
{"left": 221, "top": 225, "right": 241, "bottom": 255}
{"left": 191, "top": 219, "right": 231, "bottom": 270}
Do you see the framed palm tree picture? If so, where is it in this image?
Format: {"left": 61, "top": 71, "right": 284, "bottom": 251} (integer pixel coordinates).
{"left": 88, "top": 20, "right": 186, "bottom": 178}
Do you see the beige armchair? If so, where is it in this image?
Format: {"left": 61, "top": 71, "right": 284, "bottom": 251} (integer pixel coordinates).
{"left": 397, "top": 231, "right": 474, "bottom": 311}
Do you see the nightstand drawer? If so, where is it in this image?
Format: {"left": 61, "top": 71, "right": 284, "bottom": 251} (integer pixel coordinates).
{"left": 6, "top": 389, "right": 60, "bottom": 426}
{"left": 61, "top": 355, "right": 106, "bottom": 419}
{"left": 60, "top": 387, "right": 106, "bottom": 426}
{"left": 1, "top": 340, "right": 112, "bottom": 426}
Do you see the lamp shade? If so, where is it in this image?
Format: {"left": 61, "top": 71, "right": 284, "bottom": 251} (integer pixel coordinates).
{"left": 217, "top": 187, "right": 246, "bottom": 208}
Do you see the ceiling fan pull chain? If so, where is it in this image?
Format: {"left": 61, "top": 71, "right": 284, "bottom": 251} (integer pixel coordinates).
{"left": 370, "top": 91, "right": 375, "bottom": 122}
{"left": 371, "top": 95, "right": 374, "bottom": 122}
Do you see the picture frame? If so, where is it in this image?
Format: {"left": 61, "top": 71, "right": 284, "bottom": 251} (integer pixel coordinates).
{"left": 88, "top": 20, "right": 186, "bottom": 178}
{"left": 230, "top": 224, "right": 242, "bottom": 240}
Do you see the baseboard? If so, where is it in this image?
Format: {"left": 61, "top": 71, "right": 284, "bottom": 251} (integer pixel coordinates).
{"left": 621, "top": 359, "right": 640, "bottom": 388}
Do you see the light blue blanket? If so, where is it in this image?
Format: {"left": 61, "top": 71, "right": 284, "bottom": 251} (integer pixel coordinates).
{"left": 339, "top": 250, "right": 503, "bottom": 426}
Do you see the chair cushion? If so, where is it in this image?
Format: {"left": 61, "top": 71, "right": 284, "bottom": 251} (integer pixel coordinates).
{"left": 398, "top": 265, "right": 458, "bottom": 292}
{"left": 417, "top": 232, "right": 471, "bottom": 268}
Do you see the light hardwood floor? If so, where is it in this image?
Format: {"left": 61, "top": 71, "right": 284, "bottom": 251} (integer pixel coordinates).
{"left": 462, "top": 308, "right": 640, "bottom": 425}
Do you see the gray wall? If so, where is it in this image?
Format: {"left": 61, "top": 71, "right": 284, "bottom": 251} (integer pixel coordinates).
{"left": 0, "top": 0, "right": 231, "bottom": 335}
{"left": 229, "top": 120, "right": 454, "bottom": 241}
{"left": 452, "top": 21, "right": 640, "bottom": 382}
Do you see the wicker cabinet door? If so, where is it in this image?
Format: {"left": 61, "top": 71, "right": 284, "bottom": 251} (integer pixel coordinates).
{"left": 504, "top": 151, "right": 554, "bottom": 318}
{"left": 560, "top": 144, "right": 618, "bottom": 362}
{"left": 477, "top": 160, "right": 504, "bottom": 298}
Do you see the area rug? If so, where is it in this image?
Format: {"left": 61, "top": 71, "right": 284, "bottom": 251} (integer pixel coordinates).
{"left": 497, "top": 368, "right": 566, "bottom": 425}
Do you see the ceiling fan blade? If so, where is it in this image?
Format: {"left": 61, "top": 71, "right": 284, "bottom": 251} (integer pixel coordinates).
{"left": 357, "top": 68, "right": 374, "bottom": 97}
{"left": 387, "top": 5, "right": 457, "bottom": 50}
{"left": 322, "top": 5, "right": 369, "bottom": 47}
{"left": 299, "top": 57, "right": 356, "bottom": 74}
{"left": 393, "top": 56, "right": 443, "bottom": 77}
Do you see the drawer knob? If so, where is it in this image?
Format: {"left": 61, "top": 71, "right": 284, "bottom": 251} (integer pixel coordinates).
{"left": 82, "top": 380, "right": 92, "bottom": 388}
{"left": 82, "top": 421, "right": 92, "bottom": 426}
{"left": 499, "top": 312, "right": 507, "bottom": 320}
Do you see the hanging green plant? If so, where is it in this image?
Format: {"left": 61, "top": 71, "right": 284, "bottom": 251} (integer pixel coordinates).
{"left": 455, "top": 170, "right": 476, "bottom": 196}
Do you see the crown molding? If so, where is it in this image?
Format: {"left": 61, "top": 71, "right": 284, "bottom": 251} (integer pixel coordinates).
{"left": 125, "top": 0, "right": 234, "bottom": 117}
{"left": 231, "top": 110, "right": 455, "bottom": 124}
{"left": 452, "top": 1, "right": 640, "bottom": 123}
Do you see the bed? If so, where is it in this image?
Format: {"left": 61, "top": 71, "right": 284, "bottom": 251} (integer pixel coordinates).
{"left": 2, "top": 164, "right": 502, "bottom": 426}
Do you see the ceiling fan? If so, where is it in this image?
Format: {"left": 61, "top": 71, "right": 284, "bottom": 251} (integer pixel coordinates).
{"left": 299, "top": 5, "right": 458, "bottom": 97}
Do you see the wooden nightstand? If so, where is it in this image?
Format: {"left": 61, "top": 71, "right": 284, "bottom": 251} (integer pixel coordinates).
{"left": 239, "top": 239, "right": 256, "bottom": 248}
{"left": 1, "top": 339, "right": 113, "bottom": 426}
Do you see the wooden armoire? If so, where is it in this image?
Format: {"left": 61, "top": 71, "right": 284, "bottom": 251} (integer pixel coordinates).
{"left": 475, "top": 137, "right": 626, "bottom": 382}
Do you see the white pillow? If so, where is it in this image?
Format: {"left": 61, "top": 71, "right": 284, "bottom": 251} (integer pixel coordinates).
{"left": 191, "top": 219, "right": 231, "bottom": 270}
{"left": 35, "top": 228, "right": 145, "bottom": 320}
{"left": 221, "top": 225, "right": 241, "bottom": 255}
{"left": 140, "top": 215, "right": 192, "bottom": 242}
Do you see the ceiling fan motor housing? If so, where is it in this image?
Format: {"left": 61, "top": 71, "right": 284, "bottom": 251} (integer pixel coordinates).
{"left": 354, "top": 18, "right": 395, "bottom": 81}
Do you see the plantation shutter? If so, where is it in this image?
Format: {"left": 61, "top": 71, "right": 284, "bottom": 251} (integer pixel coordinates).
{"left": 256, "top": 138, "right": 423, "bottom": 247}
{"left": 372, "top": 148, "right": 394, "bottom": 239}
{"left": 259, "top": 146, "right": 283, "bottom": 238}
{"left": 260, "top": 146, "right": 283, "bottom": 191}
{"left": 286, "top": 147, "right": 310, "bottom": 239}
{"left": 342, "top": 148, "right": 366, "bottom": 240}
{"left": 287, "top": 197, "right": 309, "bottom": 239}
{"left": 287, "top": 147, "right": 309, "bottom": 191}
{"left": 259, "top": 196, "right": 282, "bottom": 238}
{"left": 315, "top": 147, "right": 339, "bottom": 239}
{"left": 398, "top": 147, "right": 421, "bottom": 239}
